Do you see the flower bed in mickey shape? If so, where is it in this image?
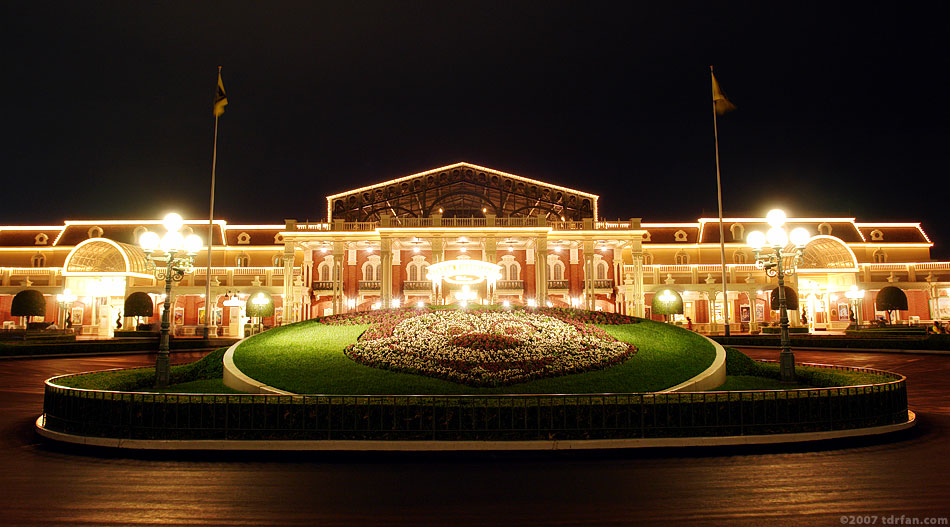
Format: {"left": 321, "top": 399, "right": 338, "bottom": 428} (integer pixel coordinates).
{"left": 341, "top": 309, "right": 637, "bottom": 387}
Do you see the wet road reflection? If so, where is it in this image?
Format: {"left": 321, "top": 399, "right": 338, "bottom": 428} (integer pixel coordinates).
{"left": 1, "top": 349, "right": 947, "bottom": 526}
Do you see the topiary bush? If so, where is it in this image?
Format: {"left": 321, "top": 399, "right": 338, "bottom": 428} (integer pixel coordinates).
{"left": 875, "top": 286, "right": 908, "bottom": 323}
{"left": 11, "top": 289, "right": 46, "bottom": 318}
{"left": 245, "top": 292, "right": 274, "bottom": 318}
{"left": 769, "top": 286, "right": 799, "bottom": 311}
{"left": 124, "top": 292, "right": 154, "bottom": 317}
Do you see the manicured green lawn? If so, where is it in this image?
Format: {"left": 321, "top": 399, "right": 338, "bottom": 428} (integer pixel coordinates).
{"left": 231, "top": 318, "right": 717, "bottom": 394}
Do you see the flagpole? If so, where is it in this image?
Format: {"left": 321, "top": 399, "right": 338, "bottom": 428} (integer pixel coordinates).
{"left": 711, "top": 65, "right": 731, "bottom": 337}
{"left": 203, "top": 66, "right": 222, "bottom": 339}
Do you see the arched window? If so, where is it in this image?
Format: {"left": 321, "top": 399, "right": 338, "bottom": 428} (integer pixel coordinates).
{"left": 31, "top": 253, "right": 45, "bottom": 267}
{"left": 733, "top": 251, "right": 747, "bottom": 264}
{"left": 595, "top": 260, "right": 608, "bottom": 280}
{"left": 272, "top": 255, "right": 283, "bottom": 267}
{"left": 642, "top": 252, "right": 653, "bottom": 265}
{"left": 818, "top": 223, "right": 833, "bottom": 236}
{"left": 87, "top": 226, "right": 103, "bottom": 238}
{"left": 674, "top": 251, "right": 689, "bottom": 265}
{"left": 548, "top": 259, "right": 565, "bottom": 281}
{"left": 362, "top": 256, "right": 381, "bottom": 281}
{"left": 318, "top": 262, "right": 331, "bottom": 282}
{"left": 235, "top": 253, "right": 249, "bottom": 267}
{"left": 873, "top": 249, "right": 887, "bottom": 263}
{"left": 499, "top": 255, "right": 521, "bottom": 281}
{"left": 406, "top": 256, "right": 428, "bottom": 283}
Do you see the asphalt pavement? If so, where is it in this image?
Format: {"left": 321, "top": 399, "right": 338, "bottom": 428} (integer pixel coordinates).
{"left": 1, "top": 348, "right": 947, "bottom": 526}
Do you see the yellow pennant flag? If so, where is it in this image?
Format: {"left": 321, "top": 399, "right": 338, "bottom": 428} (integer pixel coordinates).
{"left": 213, "top": 69, "right": 228, "bottom": 117}
{"left": 711, "top": 72, "right": 736, "bottom": 115}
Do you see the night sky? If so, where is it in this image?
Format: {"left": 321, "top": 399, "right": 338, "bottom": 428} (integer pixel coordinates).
{"left": 3, "top": 2, "right": 949, "bottom": 256}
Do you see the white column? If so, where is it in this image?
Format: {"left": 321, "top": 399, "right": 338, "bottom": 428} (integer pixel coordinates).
{"left": 380, "top": 237, "right": 392, "bottom": 308}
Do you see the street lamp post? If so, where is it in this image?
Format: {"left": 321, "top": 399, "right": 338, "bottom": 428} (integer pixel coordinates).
{"left": 747, "top": 209, "right": 810, "bottom": 383}
{"left": 56, "top": 288, "right": 76, "bottom": 329}
{"left": 139, "top": 213, "right": 203, "bottom": 387}
{"left": 845, "top": 285, "right": 865, "bottom": 328}
{"left": 251, "top": 293, "right": 268, "bottom": 335}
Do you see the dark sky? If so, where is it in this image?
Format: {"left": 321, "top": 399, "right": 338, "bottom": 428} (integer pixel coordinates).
{"left": 3, "top": 2, "right": 949, "bottom": 257}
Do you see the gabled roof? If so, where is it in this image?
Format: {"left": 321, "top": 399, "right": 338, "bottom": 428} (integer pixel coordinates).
{"left": 326, "top": 162, "right": 599, "bottom": 222}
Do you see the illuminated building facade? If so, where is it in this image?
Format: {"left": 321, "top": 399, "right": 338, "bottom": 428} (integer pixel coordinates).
{"left": 1, "top": 162, "right": 948, "bottom": 335}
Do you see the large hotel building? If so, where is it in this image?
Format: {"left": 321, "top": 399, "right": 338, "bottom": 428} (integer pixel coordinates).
{"left": 1, "top": 162, "right": 947, "bottom": 337}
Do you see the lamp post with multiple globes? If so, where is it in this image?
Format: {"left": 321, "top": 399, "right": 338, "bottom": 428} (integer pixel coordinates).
{"left": 139, "top": 213, "right": 203, "bottom": 387}
{"left": 845, "top": 285, "right": 865, "bottom": 328}
{"left": 746, "top": 209, "right": 810, "bottom": 383}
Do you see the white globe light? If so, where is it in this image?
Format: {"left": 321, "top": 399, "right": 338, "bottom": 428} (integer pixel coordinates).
{"left": 766, "top": 209, "right": 787, "bottom": 228}
{"left": 139, "top": 231, "right": 160, "bottom": 252}
{"left": 746, "top": 230, "right": 766, "bottom": 250}
{"left": 162, "top": 212, "right": 185, "bottom": 233}
{"left": 767, "top": 227, "right": 789, "bottom": 247}
{"left": 161, "top": 231, "right": 184, "bottom": 253}
{"left": 183, "top": 233, "right": 203, "bottom": 254}
{"left": 789, "top": 227, "right": 810, "bottom": 247}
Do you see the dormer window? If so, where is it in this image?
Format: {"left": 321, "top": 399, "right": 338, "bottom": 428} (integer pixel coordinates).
{"left": 870, "top": 229, "right": 884, "bottom": 241}
{"left": 87, "top": 226, "right": 103, "bottom": 238}
{"left": 674, "top": 230, "right": 688, "bottom": 242}
{"left": 818, "top": 223, "right": 832, "bottom": 236}
{"left": 274, "top": 234, "right": 284, "bottom": 243}
{"left": 642, "top": 231, "right": 651, "bottom": 242}
{"left": 34, "top": 233, "right": 48, "bottom": 245}
{"left": 729, "top": 223, "right": 744, "bottom": 241}
{"left": 237, "top": 232, "right": 251, "bottom": 244}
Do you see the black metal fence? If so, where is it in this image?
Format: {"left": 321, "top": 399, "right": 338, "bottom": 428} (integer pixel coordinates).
{"left": 42, "top": 365, "right": 908, "bottom": 442}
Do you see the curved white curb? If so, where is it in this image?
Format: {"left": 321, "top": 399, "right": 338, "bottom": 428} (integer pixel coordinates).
{"left": 222, "top": 339, "right": 294, "bottom": 395}
{"left": 659, "top": 334, "right": 727, "bottom": 393}
{"left": 34, "top": 410, "right": 916, "bottom": 451}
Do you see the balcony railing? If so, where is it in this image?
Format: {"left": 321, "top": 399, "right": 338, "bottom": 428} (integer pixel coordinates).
{"left": 496, "top": 280, "right": 524, "bottom": 290}
{"left": 312, "top": 281, "right": 334, "bottom": 291}
{"left": 293, "top": 217, "right": 644, "bottom": 232}
{"left": 548, "top": 280, "right": 568, "bottom": 289}
{"left": 403, "top": 281, "right": 432, "bottom": 291}
{"left": 594, "top": 279, "right": 614, "bottom": 289}
{"left": 359, "top": 281, "right": 380, "bottom": 290}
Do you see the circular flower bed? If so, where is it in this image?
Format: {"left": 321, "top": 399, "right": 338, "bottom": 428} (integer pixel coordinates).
{"left": 344, "top": 310, "right": 636, "bottom": 386}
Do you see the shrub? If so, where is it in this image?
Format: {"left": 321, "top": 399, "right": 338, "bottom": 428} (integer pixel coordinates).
{"left": 124, "top": 292, "right": 154, "bottom": 317}
{"left": 875, "top": 286, "right": 908, "bottom": 322}
{"left": 245, "top": 292, "right": 275, "bottom": 318}
{"left": 724, "top": 346, "right": 758, "bottom": 375}
{"left": 11, "top": 289, "right": 46, "bottom": 318}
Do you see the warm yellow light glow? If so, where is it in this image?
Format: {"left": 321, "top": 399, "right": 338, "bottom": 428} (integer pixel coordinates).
{"left": 766, "top": 227, "right": 788, "bottom": 247}
{"left": 184, "top": 234, "right": 203, "bottom": 254}
{"left": 746, "top": 231, "right": 766, "bottom": 250}
{"left": 162, "top": 213, "right": 184, "bottom": 233}
{"left": 766, "top": 209, "right": 786, "bottom": 228}
{"left": 789, "top": 227, "right": 810, "bottom": 247}
{"left": 139, "top": 231, "right": 160, "bottom": 252}
{"left": 426, "top": 259, "right": 502, "bottom": 285}
{"left": 161, "top": 231, "right": 184, "bottom": 252}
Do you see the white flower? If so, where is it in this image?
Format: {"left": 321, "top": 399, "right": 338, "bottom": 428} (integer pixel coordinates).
{"left": 345, "top": 310, "right": 635, "bottom": 386}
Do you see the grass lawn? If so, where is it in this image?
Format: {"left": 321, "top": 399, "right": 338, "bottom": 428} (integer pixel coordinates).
{"left": 713, "top": 376, "right": 812, "bottom": 391}
{"left": 231, "top": 317, "right": 717, "bottom": 395}
{"left": 55, "top": 347, "right": 229, "bottom": 392}
{"left": 712, "top": 347, "right": 896, "bottom": 391}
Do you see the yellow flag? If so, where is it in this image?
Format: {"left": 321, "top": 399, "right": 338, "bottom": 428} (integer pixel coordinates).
{"left": 711, "top": 72, "right": 736, "bottom": 115}
{"left": 213, "top": 70, "right": 228, "bottom": 117}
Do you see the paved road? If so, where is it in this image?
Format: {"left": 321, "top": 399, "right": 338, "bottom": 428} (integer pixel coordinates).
{"left": 1, "top": 349, "right": 948, "bottom": 526}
